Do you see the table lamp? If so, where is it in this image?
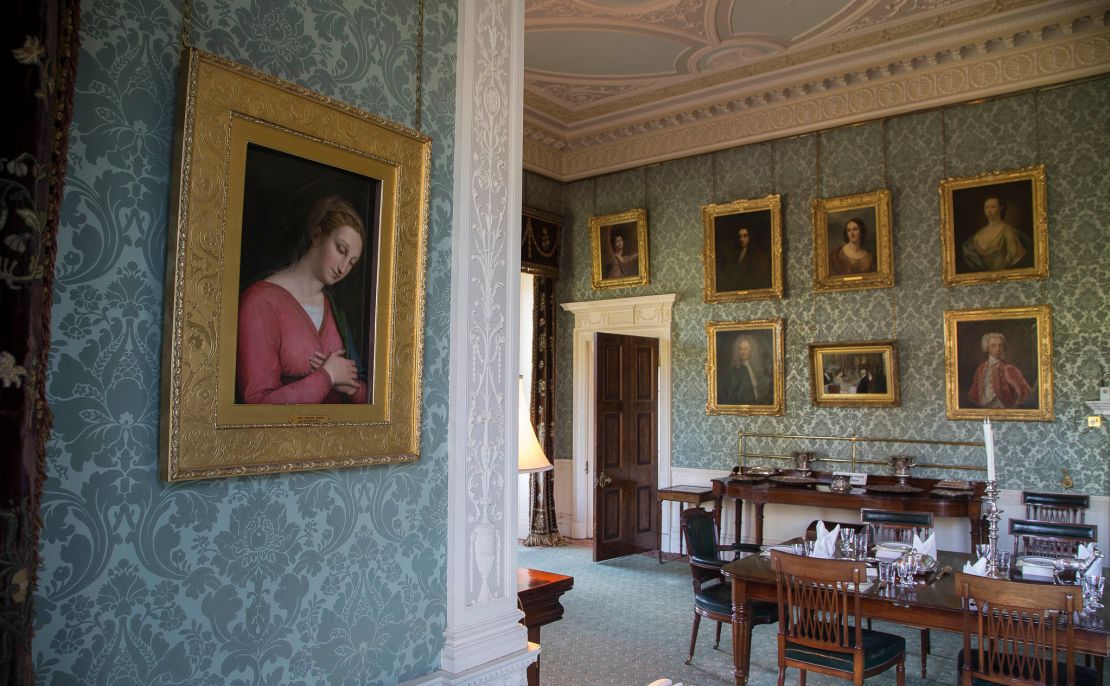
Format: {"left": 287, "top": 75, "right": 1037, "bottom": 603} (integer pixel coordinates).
{"left": 518, "top": 378, "right": 553, "bottom": 474}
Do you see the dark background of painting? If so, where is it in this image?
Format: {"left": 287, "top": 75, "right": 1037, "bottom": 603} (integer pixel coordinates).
{"left": 714, "top": 327, "right": 775, "bottom": 405}
{"left": 239, "top": 143, "right": 381, "bottom": 393}
{"left": 952, "top": 178, "right": 1035, "bottom": 273}
{"left": 825, "top": 205, "right": 878, "bottom": 273}
{"left": 713, "top": 208, "right": 772, "bottom": 290}
{"left": 955, "top": 317, "right": 1040, "bottom": 409}
{"left": 600, "top": 220, "right": 639, "bottom": 278}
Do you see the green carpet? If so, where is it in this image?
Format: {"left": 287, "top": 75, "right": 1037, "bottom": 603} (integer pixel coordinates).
{"left": 518, "top": 540, "right": 964, "bottom": 686}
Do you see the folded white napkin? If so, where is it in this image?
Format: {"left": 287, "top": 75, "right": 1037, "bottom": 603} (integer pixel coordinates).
{"left": 813, "top": 521, "right": 840, "bottom": 559}
{"left": 1078, "top": 543, "right": 1101, "bottom": 579}
{"left": 913, "top": 532, "right": 936, "bottom": 560}
{"left": 962, "top": 557, "right": 988, "bottom": 576}
{"left": 1020, "top": 559, "right": 1054, "bottom": 579}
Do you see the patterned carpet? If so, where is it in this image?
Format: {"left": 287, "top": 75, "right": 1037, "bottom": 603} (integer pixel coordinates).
{"left": 517, "top": 540, "right": 965, "bottom": 686}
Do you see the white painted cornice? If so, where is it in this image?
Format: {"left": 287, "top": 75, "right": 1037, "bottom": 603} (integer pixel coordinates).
{"left": 524, "top": 2, "right": 1110, "bottom": 181}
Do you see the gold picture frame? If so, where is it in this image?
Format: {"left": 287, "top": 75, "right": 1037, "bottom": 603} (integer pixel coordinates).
{"left": 160, "top": 48, "right": 431, "bottom": 480}
{"left": 939, "top": 165, "right": 1047, "bottom": 286}
{"left": 812, "top": 189, "right": 893, "bottom": 293}
{"left": 702, "top": 194, "right": 783, "bottom": 302}
{"left": 943, "top": 305, "right": 1053, "bottom": 422}
{"left": 809, "top": 340, "right": 900, "bottom": 408}
{"left": 706, "top": 319, "right": 785, "bottom": 416}
{"left": 590, "top": 208, "right": 649, "bottom": 290}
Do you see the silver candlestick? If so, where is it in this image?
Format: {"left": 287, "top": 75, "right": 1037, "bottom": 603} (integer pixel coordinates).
{"left": 982, "top": 479, "right": 1004, "bottom": 578}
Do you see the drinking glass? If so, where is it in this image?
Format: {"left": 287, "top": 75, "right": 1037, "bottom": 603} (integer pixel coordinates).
{"left": 896, "top": 555, "right": 917, "bottom": 588}
{"left": 839, "top": 535, "right": 855, "bottom": 560}
{"left": 803, "top": 540, "right": 816, "bottom": 557}
{"left": 994, "top": 551, "right": 1012, "bottom": 577}
{"left": 975, "top": 544, "right": 991, "bottom": 561}
{"left": 856, "top": 532, "right": 869, "bottom": 559}
{"left": 878, "top": 561, "right": 895, "bottom": 587}
{"left": 1082, "top": 575, "right": 1105, "bottom": 610}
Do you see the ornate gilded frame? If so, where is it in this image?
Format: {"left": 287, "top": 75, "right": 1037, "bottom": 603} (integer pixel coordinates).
{"left": 943, "top": 305, "right": 1053, "bottom": 422}
{"left": 809, "top": 340, "right": 900, "bottom": 408}
{"left": 589, "top": 208, "right": 649, "bottom": 290}
{"left": 160, "top": 48, "right": 430, "bottom": 480}
{"left": 939, "top": 165, "right": 1047, "bottom": 286}
{"left": 706, "top": 319, "right": 785, "bottom": 416}
{"left": 812, "top": 189, "right": 893, "bottom": 293}
{"left": 702, "top": 194, "right": 783, "bottom": 303}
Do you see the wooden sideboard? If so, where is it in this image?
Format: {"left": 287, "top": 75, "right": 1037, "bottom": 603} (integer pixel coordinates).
{"left": 712, "top": 472, "right": 986, "bottom": 550}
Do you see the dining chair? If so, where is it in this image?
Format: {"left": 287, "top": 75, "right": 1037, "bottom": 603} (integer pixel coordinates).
{"left": 680, "top": 507, "right": 777, "bottom": 665}
{"left": 1008, "top": 519, "right": 1098, "bottom": 558}
{"left": 858, "top": 508, "right": 934, "bottom": 678}
{"left": 859, "top": 508, "right": 934, "bottom": 548}
{"left": 954, "top": 571, "right": 1097, "bottom": 685}
{"left": 770, "top": 551, "right": 906, "bottom": 686}
{"left": 1023, "top": 491, "right": 1090, "bottom": 523}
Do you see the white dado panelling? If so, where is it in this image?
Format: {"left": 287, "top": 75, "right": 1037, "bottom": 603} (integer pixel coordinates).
{"left": 661, "top": 467, "right": 1110, "bottom": 558}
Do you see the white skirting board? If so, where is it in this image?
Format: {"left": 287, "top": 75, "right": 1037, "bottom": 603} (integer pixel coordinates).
{"left": 659, "top": 467, "right": 1110, "bottom": 556}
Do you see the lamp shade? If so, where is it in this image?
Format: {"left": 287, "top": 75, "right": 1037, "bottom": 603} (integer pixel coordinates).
{"left": 518, "top": 379, "right": 553, "bottom": 474}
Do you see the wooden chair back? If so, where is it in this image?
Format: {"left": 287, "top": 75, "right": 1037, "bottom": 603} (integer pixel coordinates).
{"left": 860, "top": 508, "right": 934, "bottom": 548}
{"left": 771, "top": 552, "right": 867, "bottom": 668}
{"left": 1008, "top": 519, "right": 1098, "bottom": 558}
{"left": 1023, "top": 491, "right": 1090, "bottom": 523}
{"left": 954, "top": 572, "right": 1083, "bottom": 685}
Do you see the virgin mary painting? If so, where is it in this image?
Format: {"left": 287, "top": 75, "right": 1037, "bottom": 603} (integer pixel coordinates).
{"left": 234, "top": 144, "right": 379, "bottom": 405}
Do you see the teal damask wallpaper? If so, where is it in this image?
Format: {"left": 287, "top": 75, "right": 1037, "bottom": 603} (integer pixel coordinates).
{"left": 36, "top": 1, "right": 455, "bottom": 683}
{"left": 537, "top": 77, "right": 1109, "bottom": 496}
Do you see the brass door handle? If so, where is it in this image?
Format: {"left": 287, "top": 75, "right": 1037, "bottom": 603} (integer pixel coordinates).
{"left": 596, "top": 471, "right": 612, "bottom": 488}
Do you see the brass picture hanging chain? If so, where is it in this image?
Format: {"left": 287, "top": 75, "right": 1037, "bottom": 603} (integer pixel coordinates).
{"left": 882, "top": 118, "right": 898, "bottom": 339}
{"left": 642, "top": 165, "right": 648, "bottom": 209}
{"left": 181, "top": 0, "right": 193, "bottom": 48}
{"left": 414, "top": 0, "right": 425, "bottom": 132}
{"left": 815, "top": 132, "right": 823, "bottom": 199}
{"left": 940, "top": 109, "right": 948, "bottom": 179}
{"left": 711, "top": 151, "right": 719, "bottom": 203}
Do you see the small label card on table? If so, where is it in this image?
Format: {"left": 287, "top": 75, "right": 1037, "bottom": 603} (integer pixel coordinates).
{"left": 834, "top": 471, "right": 868, "bottom": 486}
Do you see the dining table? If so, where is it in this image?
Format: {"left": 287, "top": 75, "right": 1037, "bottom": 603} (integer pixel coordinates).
{"left": 720, "top": 548, "right": 1110, "bottom": 686}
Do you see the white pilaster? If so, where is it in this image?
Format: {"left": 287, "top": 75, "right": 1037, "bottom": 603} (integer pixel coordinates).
{"left": 442, "top": 0, "right": 529, "bottom": 679}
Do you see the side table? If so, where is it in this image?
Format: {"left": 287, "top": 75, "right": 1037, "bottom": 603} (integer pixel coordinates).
{"left": 656, "top": 485, "right": 715, "bottom": 563}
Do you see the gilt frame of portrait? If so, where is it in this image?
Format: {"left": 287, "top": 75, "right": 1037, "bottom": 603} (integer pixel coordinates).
{"left": 939, "top": 165, "right": 1047, "bottom": 286}
{"left": 943, "top": 305, "right": 1053, "bottom": 422}
{"left": 702, "top": 194, "right": 783, "bottom": 303}
{"left": 590, "top": 208, "right": 649, "bottom": 290}
{"left": 705, "top": 319, "right": 785, "bottom": 416}
{"left": 159, "top": 48, "right": 430, "bottom": 481}
{"left": 809, "top": 340, "right": 900, "bottom": 408}
{"left": 812, "top": 189, "right": 893, "bottom": 293}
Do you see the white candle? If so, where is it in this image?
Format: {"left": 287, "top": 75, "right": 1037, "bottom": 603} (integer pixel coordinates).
{"left": 983, "top": 418, "right": 996, "bottom": 482}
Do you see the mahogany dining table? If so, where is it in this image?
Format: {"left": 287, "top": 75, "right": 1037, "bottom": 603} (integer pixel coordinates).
{"left": 720, "top": 549, "right": 1110, "bottom": 686}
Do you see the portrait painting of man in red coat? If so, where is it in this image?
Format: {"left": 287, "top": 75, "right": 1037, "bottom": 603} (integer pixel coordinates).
{"left": 947, "top": 306, "right": 1051, "bottom": 421}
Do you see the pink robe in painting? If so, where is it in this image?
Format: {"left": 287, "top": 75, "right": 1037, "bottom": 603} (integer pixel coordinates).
{"left": 236, "top": 281, "right": 367, "bottom": 404}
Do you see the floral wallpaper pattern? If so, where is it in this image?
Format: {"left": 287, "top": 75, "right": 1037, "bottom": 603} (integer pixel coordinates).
{"left": 36, "top": 1, "right": 456, "bottom": 684}
{"left": 541, "top": 78, "right": 1109, "bottom": 495}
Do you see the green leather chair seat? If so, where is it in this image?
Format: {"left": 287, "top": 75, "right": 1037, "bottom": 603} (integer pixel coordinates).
{"left": 784, "top": 629, "right": 905, "bottom": 673}
{"left": 694, "top": 581, "right": 776, "bottom": 623}
{"left": 956, "top": 648, "right": 1099, "bottom": 686}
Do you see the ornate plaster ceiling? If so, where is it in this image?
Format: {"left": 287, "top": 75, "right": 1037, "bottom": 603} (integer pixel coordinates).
{"left": 523, "top": 0, "right": 1110, "bottom": 180}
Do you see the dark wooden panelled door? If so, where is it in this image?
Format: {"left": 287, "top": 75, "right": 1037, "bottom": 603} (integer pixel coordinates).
{"left": 593, "top": 333, "right": 659, "bottom": 562}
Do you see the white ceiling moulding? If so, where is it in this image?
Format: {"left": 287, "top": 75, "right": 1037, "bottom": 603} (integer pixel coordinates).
{"left": 523, "top": 7, "right": 1110, "bottom": 181}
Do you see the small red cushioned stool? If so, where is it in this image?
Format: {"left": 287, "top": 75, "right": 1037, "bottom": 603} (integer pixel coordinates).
{"left": 656, "top": 485, "right": 715, "bottom": 563}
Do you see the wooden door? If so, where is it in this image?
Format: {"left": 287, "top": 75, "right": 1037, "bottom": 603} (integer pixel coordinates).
{"left": 593, "top": 333, "right": 659, "bottom": 561}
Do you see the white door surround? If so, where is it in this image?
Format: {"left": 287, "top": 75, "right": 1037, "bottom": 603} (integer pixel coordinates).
{"left": 561, "top": 294, "right": 677, "bottom": 540}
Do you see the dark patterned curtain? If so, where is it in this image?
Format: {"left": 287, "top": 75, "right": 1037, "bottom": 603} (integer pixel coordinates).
{"left": 0, "top": 1, "right": 80, "bottom": 682}
{"left": 520, "top": 207, "right": 565, "bottom": 547}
